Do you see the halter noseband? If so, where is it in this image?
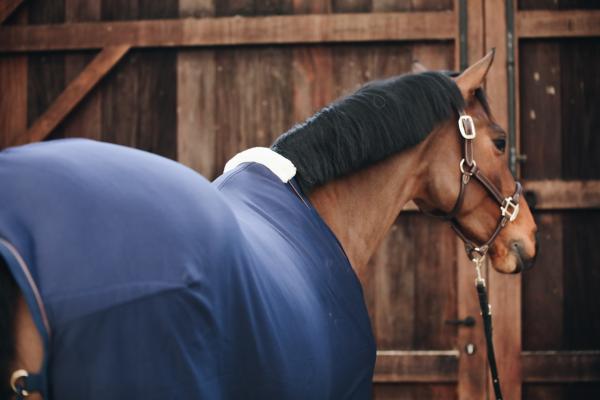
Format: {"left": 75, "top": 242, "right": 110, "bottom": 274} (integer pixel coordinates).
{"left": 429, "top": 110, "right": 522, "bottom": 263}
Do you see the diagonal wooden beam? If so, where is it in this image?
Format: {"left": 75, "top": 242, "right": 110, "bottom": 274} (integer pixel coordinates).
{"left": 0, "top": 0, "right": 25, "bottom": 24}
{"left": 17, "top": 45, "right": 130, "bottom": 147}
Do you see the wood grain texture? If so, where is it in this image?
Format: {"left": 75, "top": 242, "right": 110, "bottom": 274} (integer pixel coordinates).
{"left": 58, "top": 0, "right": 102, "bottom": 141}
{"left": 374, "top": 383, "right": 457, "bottom": 400}
{"left": 292, "top": 0, "right": 331, "bottom": 13}
{"left": 177, "top": 51, "right": 218, "bottom": 177}
{"left": 517, "top": 10, "right": 600, "bottom": 38}
{"left": 25, "top": 0, "right": 65, "bottom": 137}
{"left": 485, "top": 2, "right": 522, "bottom": 399}
{"left": 524, "top": 383, "right": 600, "bottom": 400}
{"left": 291, "top": 1, "right": 333, "bottom": 124}
{"left": 522, "top": 213, "right": 564, "bottom": 351}
{"left": 523, "top": 180, "right": 600, "bottom": 210}
{"left": 374, "top": 350, "right": 459, "bottom": 382}
{"left": 213, "top": 1, "right": 294, "bottom": 172}
{"left": 136, "top": 48, "right": 177, "bottom": 159}
{"left": 0, "top": 12, "right": 456, "bottom": 52}
{"left": 563, "top": 211, "right": 600, "bottom": 350}
{"left": 213, "top": 46, "right": 294, "bottom": 170}
{"left": 560, "top": 39, "right": 600, "bottom": 180}
{"left": 373, "top": 0, "right": 453, "bottom": 12}
{"left": 368, "top": 214, "right": 458, "bottom": 350}
{"left": 177, "top": 0, "right": 217, "bottom": 177}
{"left": 523, "top": 351, "right": 600, "bottom": 382}
{"left": 456, "top": 3, "right": 488, "bottom": 397}
{"left": 0, "top": 55, "right": 27, "bottom": 148}
{"left": 457, "top": 242, "right": 489, "bottom": 398}
{"left": 332, "top": 0, "right": 372, "bottom": 13}
{"left": 18, "top": 45, "right": 130, "bottom": 147}
{"left": 519, "top": 41, "right": 562, "bottom": 179}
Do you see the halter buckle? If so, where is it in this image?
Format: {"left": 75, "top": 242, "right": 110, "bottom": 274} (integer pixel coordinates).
{"left": 501, "top": 197, "right": 520, "bottom": 222}
{"left": 458, "top": 115, "right": 476, "bottom": 139}
{"left": 11, "top": 370, "right": 30, "bottom": 397}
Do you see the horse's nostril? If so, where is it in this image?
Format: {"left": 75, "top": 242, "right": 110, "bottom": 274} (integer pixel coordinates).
{"left": 511, "top": 240, "right": 535, "bottom": 271}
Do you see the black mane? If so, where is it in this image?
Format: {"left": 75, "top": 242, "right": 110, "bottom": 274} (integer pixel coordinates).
{"left": 271, "top": 71, "right": 469, "bottom": 193}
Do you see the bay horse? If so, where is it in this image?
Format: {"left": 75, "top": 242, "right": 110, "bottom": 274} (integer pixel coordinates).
{"left": 0, "top": 51, "right": 536, "bottom": 399}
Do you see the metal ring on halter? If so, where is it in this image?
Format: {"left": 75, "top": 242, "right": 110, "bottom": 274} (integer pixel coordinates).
{"left": 459, "top": 158, "right": 477, "bottom": 175}
{"left": 10, "top": 369, "right": 30, "bottom": 397}
{"left": 468, "top": 245, "right": 488, "bottom": 261}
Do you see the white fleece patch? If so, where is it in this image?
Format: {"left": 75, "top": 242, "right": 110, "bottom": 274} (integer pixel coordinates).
{"left": 224, "top": 147, "right": 297, "bottom": 183}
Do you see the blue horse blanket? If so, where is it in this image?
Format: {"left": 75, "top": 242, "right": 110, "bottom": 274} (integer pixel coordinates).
{"left": 0, "top": 139, "right": 376, "bottom": 399}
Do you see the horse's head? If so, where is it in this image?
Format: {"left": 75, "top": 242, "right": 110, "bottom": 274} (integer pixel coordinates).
{"left": 414, "top": 51, "right": 538, "bottom": 274}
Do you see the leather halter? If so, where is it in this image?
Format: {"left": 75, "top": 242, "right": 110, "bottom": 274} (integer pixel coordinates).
{"left": 428, "top": 110, "right": 522, "bottom": 262}
{"left": 425, "top": 110, "right": 523, "bottom": 400}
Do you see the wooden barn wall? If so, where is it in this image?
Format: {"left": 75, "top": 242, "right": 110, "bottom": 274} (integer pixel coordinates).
{"left": 24, "top": 0, "right": 178, "bottom": 159}
{"left": 519, "top": 0, "right": 600, "bottom": 399}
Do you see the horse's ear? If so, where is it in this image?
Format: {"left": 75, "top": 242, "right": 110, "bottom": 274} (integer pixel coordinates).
{"left": 411, "top": 60, "right": 428, "bottom": 74}
{"left": 454, "top": 49, "right": 495, "bottom": 100}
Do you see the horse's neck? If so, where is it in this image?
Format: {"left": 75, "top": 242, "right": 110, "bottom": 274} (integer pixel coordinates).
{"left": 308, "top": 146, "right": 424, "bottom": 272}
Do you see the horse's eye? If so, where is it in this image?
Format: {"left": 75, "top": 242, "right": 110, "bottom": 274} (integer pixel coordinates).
{"left": 493, "top": 138, "right": 506, "bottom": 152}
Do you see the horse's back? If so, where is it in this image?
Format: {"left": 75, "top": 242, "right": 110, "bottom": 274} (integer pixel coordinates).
{"left": 0, "top": 140, "right": 375, "bottom": 399}
{"left": 0, "top": 139, "right": 246, "bottom": 399}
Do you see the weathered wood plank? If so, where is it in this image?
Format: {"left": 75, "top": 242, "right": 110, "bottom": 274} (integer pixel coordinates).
{"left": 517, "top": 10, "right": 600, "bottom": 38}
{"left": 519, "top": 41, "right": 562, "bottom": 179}
{"left": 177, "top": 50, "right": 217, "bottom": 176}
{"left": 560, "top": 39, "right": 600, "bottom": 180}
{"left": 59, "top": 0, "right": 102, "bottom": 140}
{"left": 0, "top": 0, "right": 26, "bottom": 149}
{"left": 456, "top": 6, "right": 487, "bottom": 398}
{"left": 0, "top": 12, "right": 456, "bottom": 52}
{"left": 374, "top": 350, "right": 459, "bottom": 382}
{"left": 132, "top": 0, "right": 178, "bottom": 159}
{"left": 485, "top": 2, "right": 522, "bottom": 399}
{"left": 333, "top": 0, "right": 372, "bottom": 13}
{"left": 16, "top": 45, "right": 129, "bottom": 147}
{"left": 523, "top": 180, "right": 600, "bottom": 210}
{"left": 523, "top": 351, "right": 600, "bottom": 383}
{"left": 177, "top": 1, "right": 216, "bottom": 177}
{"left": 457, "top": 238, "right": 488, "bottom": 398}
{"left": 26, "top": 0, "right": 65, "bottom": 137}
{"left": 371, "top": 351, "right": 600, "bottom": 383}
{"left": 373, "top": 0, "right": 452, "bottom": 12}
{"left": 369, "top": 217, "right": 417, "bottom": 349}
{"left": 412, "top": 218, "right": 457, "bottom": 350}
{"left": 0, "top": 0, "right": 24, "bottom": 24}
{"left": 0, "top": 55, "right": 27, "bottom": 148}
{"left": 563, "top": 211, "right": 600, "bottom": 350}
{"left": 291, "top": 1, "right": 333, "bottom": 123}
{"left": 522, "top": 213, "right": 564, "bottom": 351}
{"left": 374, "top": 383, "right": 457, "bottom": 400}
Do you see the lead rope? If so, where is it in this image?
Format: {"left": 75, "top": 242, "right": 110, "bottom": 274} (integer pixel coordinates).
{"left": 472, "top": 255, "right": 503, "bottom": 400}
